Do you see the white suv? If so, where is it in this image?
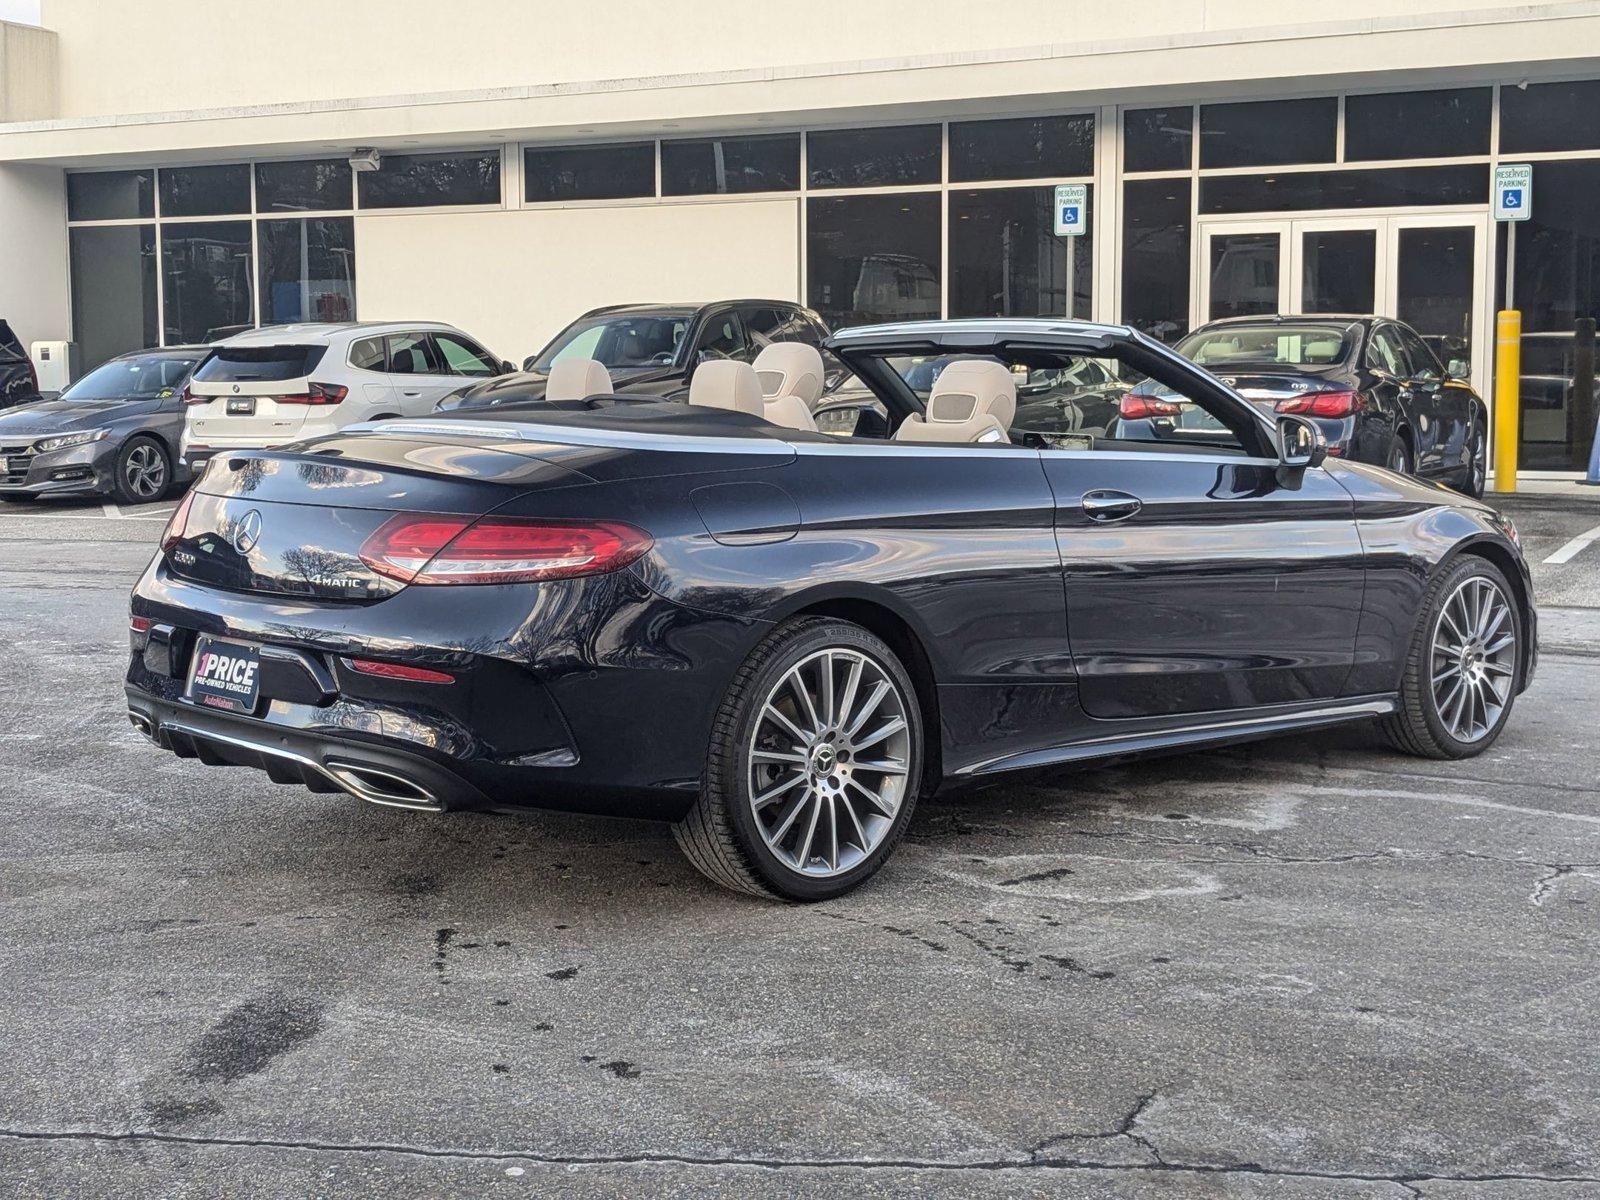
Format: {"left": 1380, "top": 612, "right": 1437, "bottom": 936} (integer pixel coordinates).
{"left": 180, "top": 322, "right": 508, "bottom": 473}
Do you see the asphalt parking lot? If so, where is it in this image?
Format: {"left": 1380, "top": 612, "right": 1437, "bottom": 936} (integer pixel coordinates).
{"left": 2, "top": 490, "right": 1598, "bottom": 1198}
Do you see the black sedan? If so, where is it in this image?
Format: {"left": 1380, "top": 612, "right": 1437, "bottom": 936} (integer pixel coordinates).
{"left": 125, "top": 319, "right": 1535, "bottom": 900}
{"left": 438, "top": 300, "right": 846, "bottom": 410}
{"left": 1121, "top": 315, "right": 1488, "bottom": 497}
{"left": 0, "top": 347, "right": 207, "bottom": 504}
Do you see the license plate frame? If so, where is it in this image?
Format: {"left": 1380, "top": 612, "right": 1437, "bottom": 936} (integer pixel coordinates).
{"left": 185, "top": 634, "right": 263, "bottom": 714}
{"left": 226, "top": 396, "right": 256, "bottom": 416}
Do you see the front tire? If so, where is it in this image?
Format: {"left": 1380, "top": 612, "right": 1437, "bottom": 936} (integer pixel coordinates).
{"left": 1381, "top": 556, "right": 1521, "bottom": 759}
{"left": 112, "top": 435, "right": 172, "bottom": 505}
{"left": 673, "top": 617, "right": 923, "bottom": 901}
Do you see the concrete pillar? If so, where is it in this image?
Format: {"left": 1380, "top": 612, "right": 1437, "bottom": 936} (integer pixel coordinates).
{"left": 0, "top": 161, "right": 71, "bottom": 353}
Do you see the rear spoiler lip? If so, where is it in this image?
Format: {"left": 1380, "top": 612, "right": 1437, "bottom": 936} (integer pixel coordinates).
{"left": 343, "top": 418, "right": 797, "bottom": 458}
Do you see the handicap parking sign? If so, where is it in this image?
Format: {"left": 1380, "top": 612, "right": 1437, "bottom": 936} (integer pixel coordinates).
{"left": 1053, "top": 184, "right": 1087, "bottom": 237}
{"left": 1494, "top": 164, "right": 1532, "bottom": 221}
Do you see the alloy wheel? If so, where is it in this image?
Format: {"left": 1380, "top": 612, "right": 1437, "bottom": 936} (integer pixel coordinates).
{"left": 124, "top": 443, "right": 167, "bottom": 499}
{"left": 1430, "top": 575, "right": 1516, "bottom": 743}
{"left": 746, "top": 647, "right": 912, "bottom": 877}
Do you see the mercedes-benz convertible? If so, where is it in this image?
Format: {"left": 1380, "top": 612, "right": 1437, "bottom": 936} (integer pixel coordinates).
{"left": 125, "top": 320, "right": 1535, "bottom": 900}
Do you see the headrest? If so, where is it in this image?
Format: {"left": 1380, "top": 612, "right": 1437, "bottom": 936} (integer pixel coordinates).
{"left": 928, "top": 360, "right": 1016, "bottom": 429}
{"left": 753, "top": 342, "right": 825, "bottom": 406}
{"left": 545, "top": 357, "right": 613, "bottom": 402}
{"left": 687, "top": 360, "right": 764, "bottom": 416}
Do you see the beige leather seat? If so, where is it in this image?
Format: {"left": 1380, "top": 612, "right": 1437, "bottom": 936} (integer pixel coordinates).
{"left": 687, "top": 360, "right": 764, "bottom": 416}
{"left": 545, "top": 357, "right": 613, "bottom": 402}
{"left": 753, "top": 343, "right": 823, "bottom": 432}
{"left": 893, "top": 360, "right": 1016, "bottom": 444}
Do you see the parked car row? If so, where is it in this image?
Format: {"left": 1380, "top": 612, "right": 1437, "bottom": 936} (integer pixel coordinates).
{"left": 0, "top": 304, "right": 1488, "bottom": 504}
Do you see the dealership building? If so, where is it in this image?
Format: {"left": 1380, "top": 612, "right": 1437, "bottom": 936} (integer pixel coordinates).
{"left": 2, "top": 0, "right": 1600, "bottom": 470}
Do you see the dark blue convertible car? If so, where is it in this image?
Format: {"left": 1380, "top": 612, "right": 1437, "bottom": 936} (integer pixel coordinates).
{"left": 125, "top": 320, "right": 1535, "bottom": 900}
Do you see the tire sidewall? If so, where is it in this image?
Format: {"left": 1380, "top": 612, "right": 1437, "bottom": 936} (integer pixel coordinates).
{"left": 1415, "top": 557, "right": 1522, "bottom": 755}
{"left": 717, "top": 620, "right": 923, "bottom": 901}
{"left": 113, "top": 436, "right": 171, "bottom": 505}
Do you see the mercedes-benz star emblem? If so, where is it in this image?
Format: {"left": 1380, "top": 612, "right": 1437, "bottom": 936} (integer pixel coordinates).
{"left": 230, "top": 509, "right": 263, "bottom": 555}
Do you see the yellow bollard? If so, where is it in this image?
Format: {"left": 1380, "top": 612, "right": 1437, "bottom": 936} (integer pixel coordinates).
{"left": 1493, "top": 309, "right": 1521, "bottom": 494}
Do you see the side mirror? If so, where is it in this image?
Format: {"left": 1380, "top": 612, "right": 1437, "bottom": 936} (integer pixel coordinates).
{"left": 1276, "top": 414, "right": 1327, "bottom": 488}
{"left": 521, "top": 356, "right": 537, "bottom": 372}
{"left": 500, "top": 359, "right": 516, "bottom": 375}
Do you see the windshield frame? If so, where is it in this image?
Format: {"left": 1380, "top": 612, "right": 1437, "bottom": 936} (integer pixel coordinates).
{"left": 531, "top": 310, "right": 697, "bottom": 373}
{"left": 58, "top": 353, "right": 203, "bottom": 402}
{"left": 1176, "top": 322, "right": 1357, "bottom": 371}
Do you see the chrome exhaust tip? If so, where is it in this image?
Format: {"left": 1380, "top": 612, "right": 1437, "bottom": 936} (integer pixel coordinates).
{"left": 324, "top": 759, "right": 443, "bottom": 812}
{"left": 127, "top": 710, "right": 156, "bottom": 740}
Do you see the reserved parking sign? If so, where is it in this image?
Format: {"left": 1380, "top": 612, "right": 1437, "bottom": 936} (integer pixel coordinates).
{"left": 1494, "top": 163, "right": 1532, "bottom": 221}
{"left": 1053, "top": 184, "right": 1087, "bottom": 237}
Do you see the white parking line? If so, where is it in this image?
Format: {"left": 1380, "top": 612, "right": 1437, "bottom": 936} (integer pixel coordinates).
{"left": 100, "top": 502, "right": 121, "bottom": 519}
{"left": 1544, "top": 523, "right": 1600, "bottom": 565}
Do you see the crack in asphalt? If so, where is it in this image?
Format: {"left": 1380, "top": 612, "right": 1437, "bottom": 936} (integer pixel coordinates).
{"left": 2, "top": 1126, "right": 1596, "bottom": 1189}
{"left": 1029, "top": 1088, "right": 1163, "bottom": 1165}
{"left": 1065, "top": 829, "right": 1600, "bottom": 904}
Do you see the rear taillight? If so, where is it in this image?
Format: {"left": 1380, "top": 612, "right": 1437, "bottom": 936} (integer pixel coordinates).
{"left": 180, "top": 384, "right": 208, "bottom": 405}
{"left": 1119, "top": 394, "right": 1182, "bottom": 420}
{"left": 278, "top": 382, "right": 347, "bottom": 406}
{"left": 345, "top": 658, "right": 456, "bottom": 685}
{"left": 160, "top": 491, "right": 196, "bottom": 553}
{"left": 358, "top": 514, "right": 653, "bottom": 586}
{"left": 1275, "top": 391, "right": 1364, "bottom": 418}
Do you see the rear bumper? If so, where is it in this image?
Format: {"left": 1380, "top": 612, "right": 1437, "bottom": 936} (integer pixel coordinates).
{"left": 126, "top": 690, "right": 489, "bottom": 811}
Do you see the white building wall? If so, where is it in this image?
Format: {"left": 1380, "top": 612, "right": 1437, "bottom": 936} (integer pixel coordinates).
{"left": 0, "top": 160, "right": 68, "bottom": 349}
{"left": 354, "top": 199, "right": 801, "bottom": 362}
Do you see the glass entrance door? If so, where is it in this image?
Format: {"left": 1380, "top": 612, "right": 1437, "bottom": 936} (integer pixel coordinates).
{"left": 1197, "top": 213, "right": 1490, "bottom": 393}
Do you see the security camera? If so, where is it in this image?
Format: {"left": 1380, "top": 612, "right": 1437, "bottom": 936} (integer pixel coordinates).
{"left": 348, "top": 148, "right": 382, "bottom": 173}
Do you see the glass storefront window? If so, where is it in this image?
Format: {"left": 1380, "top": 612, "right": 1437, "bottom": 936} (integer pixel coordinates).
{"left": 661, "top": 134, "right": 799, "bottom": 195}
{"left": 948, "top": 115, "right": 1093, "bottom": 182}
{"left": 358, "top": 150, "right": 502, "bottom": 208}
{"left": 1121, "top": 178, "right": 1191, "bottom": 343}
{"left": 67, "top": 170, "right": 154, "bottom": 222}
{"left": 1208, "top": 232, "right": 1280, "bottom": 321}
{"left": 160, "top": 164, "right": 251, "bottom": 217}
{"left": 1199, "top": 98, "right": 1337, "bottom": 169}
{"left": 1302, "top": 230, "right": 1377, "bottom": 314}
{"left": 160, "top": 221, "right": 254, "bottom": 344}
{"left": 1123, "top": 107, "right": 1192, "bottom": 173}
{"left": 1500, "top": 79, "right": 1600, "bottom": 154}
{"left": 1200, "top": 165, "right": 1489, "bottom": 214}
{"left": 68, "top": 225, "right": 158, "bottom": 369}
{"left": 1345, "top": 88, "right": 1491, "bottom": 161}
{"left": 254, "top": 159, "right": 353, "bottom": 213}
{"left": 258, "top": 217, "right": 356, "bottom": 325}
{"left": 1510, "top": 159, "right": 1600, "bottom": 469}
{"left": 806, "top": 193, "right": 940, "bottom": 329}
{"left": 949, "top": 186, "right": 1091, "bottom": 319}
{"left": 524, "top": 143, "right": 655, "bottom": 202}
{"left": 807, "top": 125, "right": 941, "bottom": 189}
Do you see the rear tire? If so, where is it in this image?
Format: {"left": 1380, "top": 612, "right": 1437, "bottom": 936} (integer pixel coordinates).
{"left": 112, "top": 435, "right": 172, "bottom": 505}
{"left": 1381, "top": 556, "right": 1521, "bottom": 759}
{"left": 1386, "top": 433, "right": 1413, "bottom": 478}
{"left": 1453, "top": 415, "right": 1487, "bottom": 499}
{"left": 673, "top": 617, "right": 923, "bottom": 901}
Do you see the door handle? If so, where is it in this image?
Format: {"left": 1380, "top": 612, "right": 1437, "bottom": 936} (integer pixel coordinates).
{"left": 402, "top": 389, "right": 423, "bottom": 397}
{"left": 1082, "top": 490, "right": 1143, "bottom": 522}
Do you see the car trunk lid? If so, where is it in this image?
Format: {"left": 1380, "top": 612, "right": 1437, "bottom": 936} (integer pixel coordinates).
{"left": 186, "top": 344, "right": 331, "bottom": 442}
{"left": 166, "top": 430, "right": 596, "bottom": 601}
